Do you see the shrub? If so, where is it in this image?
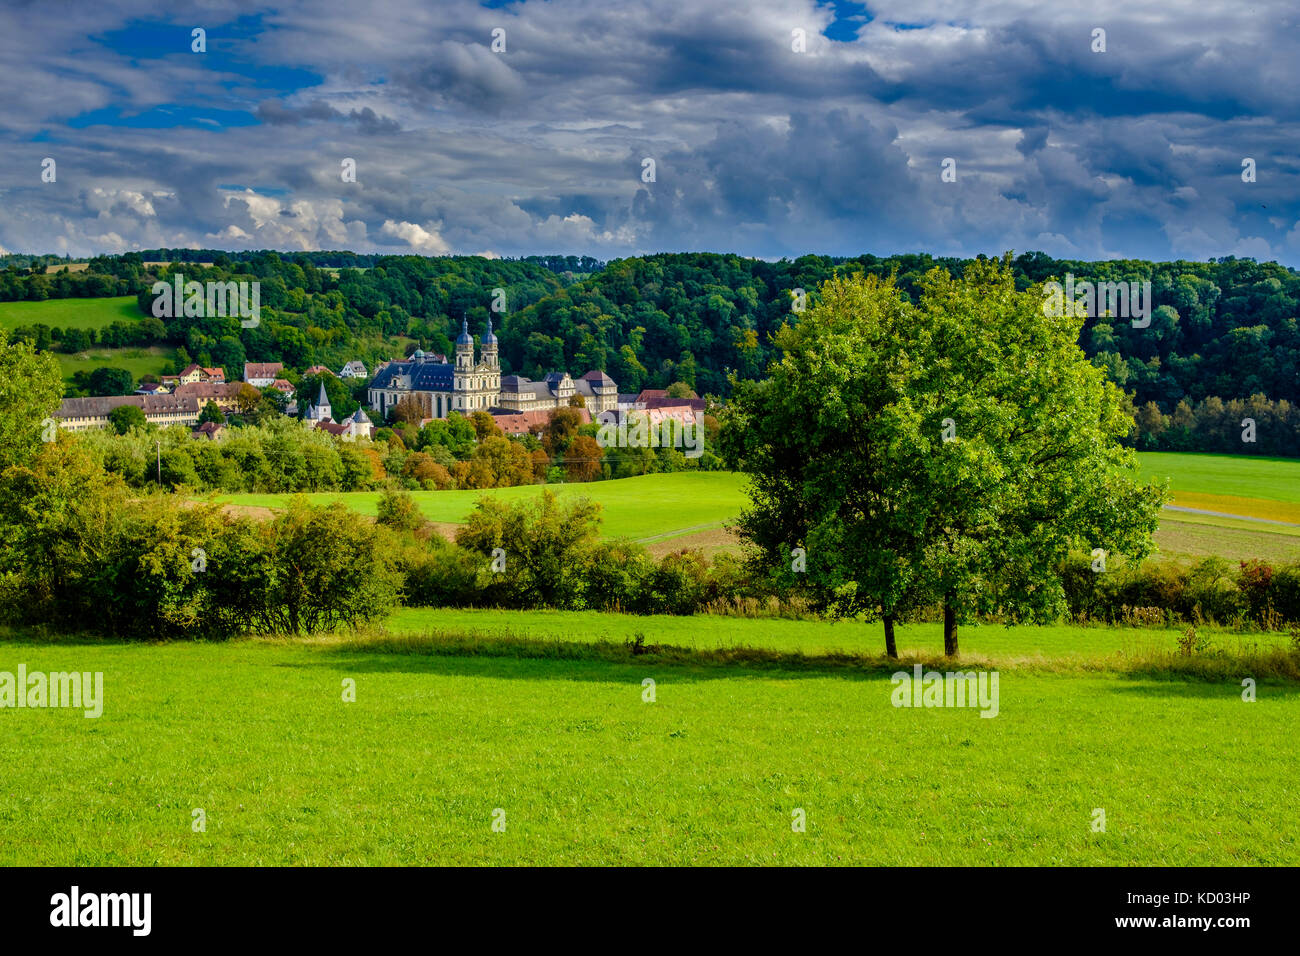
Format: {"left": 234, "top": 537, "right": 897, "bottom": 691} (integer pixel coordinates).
{"left": 377, "top": 487, "right": 424, "bottom": 532}
{"left": 1271, "top": 564, "right": 1300, "bottom": 624}
{"left": 1237, "top": 559, "right": 1275, "bottom": 623}
{"left": 1185, "top": 557, "right": 1245, "bottom": 624}
{"left": 397, "top": 536, "right": 482, "bottom": 608}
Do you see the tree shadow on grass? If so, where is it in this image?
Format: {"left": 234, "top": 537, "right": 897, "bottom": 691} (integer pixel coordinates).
{"left": 303, "top": 634, "right": 893, "bottom": 685}
{"left": 1101, "top": 675, "right": 1300, "bottom": 699}
{"left": 294, "top": 631, "right": 1300, "bottom": 691}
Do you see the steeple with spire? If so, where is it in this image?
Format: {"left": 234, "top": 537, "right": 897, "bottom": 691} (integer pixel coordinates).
{"left": 313, "top": 381, "right": 332, "bottom": 422}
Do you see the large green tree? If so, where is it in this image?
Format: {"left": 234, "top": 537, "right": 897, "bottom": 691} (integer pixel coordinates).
{"left": 726, "top": 259, "right": 1167, "bottom": 656}
{"left": 0, "top": 330, "right": 64, "bottom": 470}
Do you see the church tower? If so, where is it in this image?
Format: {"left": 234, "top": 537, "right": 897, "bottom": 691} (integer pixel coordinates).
{"left": 453, "top": 315, "right": 474, "bottom": 412}
{"left": 455, "top": 315, "right": 473, "bottom": 370}
{"left": 482, "top": 314, "right": 499, "bottom": 369}
{"left": 482, "top": 314, "right": 501, "bottom": 409}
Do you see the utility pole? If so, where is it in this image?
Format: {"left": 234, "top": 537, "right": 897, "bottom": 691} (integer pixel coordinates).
{"left": 156, "top": 440, "right": 162, "bottom": 485}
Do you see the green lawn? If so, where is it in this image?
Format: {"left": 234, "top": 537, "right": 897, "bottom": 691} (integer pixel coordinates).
{"left": 219, "top": 471, "right": 751, "bottom": 543}
{"left": 1138, "top": 451, "right": 1300, "bottom": 503}
{"left": 1, "top": 629, "right": 1295, "bottom": 865}
{"left": 0, "top": 295, "right": 144, "bottom": 331}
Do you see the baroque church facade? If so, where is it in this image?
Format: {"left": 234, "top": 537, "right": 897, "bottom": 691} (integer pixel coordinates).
{"left": 368, "top": 317, "right": 617, "bottom": 420}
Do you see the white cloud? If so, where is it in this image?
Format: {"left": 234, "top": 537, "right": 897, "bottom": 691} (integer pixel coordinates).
{"left": 379, "top": 219, "right": 451, "bottom": 254}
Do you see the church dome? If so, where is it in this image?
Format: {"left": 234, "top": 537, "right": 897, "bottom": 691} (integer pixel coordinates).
{"left": 482, "top": 314, "right": 497, "bottom": 346}
{"left": 455, "top": 316, "right": 473, "bottom": 347}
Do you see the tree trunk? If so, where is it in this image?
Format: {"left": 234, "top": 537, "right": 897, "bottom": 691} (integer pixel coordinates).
{"left": 883, "top": 614, "right": 897, "bottom": 659}
{"left": 943, "top": 601, "right": 958, "bottom": 657}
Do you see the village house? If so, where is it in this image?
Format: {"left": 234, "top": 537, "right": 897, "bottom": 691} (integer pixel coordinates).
{"left": 491, "top": 407, "right": 592, "bottom": 439}
{"left": 243, "top": 362, "right": 284, "bottom": 387}
{"left": 173, "top": 381, "right": 247, "bottom": 413}
{"left": 161, "top": 363, "right": 225, "bottom": 389}
{"left": 191, "top": 421, "right": 226, "bottom": 441}
{"left": 54, "top": 394, "right": 201, "bottom": 432}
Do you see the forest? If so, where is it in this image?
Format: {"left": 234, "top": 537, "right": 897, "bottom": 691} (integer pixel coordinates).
{"left": 1, "top": 249, "right": 1297, "bottom": 452}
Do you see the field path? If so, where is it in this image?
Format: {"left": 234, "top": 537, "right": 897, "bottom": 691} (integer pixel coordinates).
{"left": 1163, "top": 504, "right": 1300, "bottom": 527}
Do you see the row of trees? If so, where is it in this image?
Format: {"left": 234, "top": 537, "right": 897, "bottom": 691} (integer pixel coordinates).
{"left": 388, "top": 490, "right": 739, "bottom": 615}
{"left": 0, "top": 440, "right": 398, "bottom": 638}
{"left": 6, "top": 317, "right": 165, "bottom": 354}
{"left": 11, "top": 250, "right": 1300, "bottom": 417}
{"left": 81, "top": 418, "right": 383, "bottom": 492}
{"left": 85, "top": 402, "right": 724, "bottom": 494}
{"left": 1131, "top": 393, "right": 1300, "bottom": 456}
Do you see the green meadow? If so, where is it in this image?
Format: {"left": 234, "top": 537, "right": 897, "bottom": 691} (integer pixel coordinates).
{"left": 55, "top": 346, "right": 172, "bottom": 385}
{"left": 219, "top": 471, "right": 750, "bottom": 543}
{"left": 1138, "top": 452, "right": 1300, "bottom": 503}
{"left": 0, "top": 295, "right": 143, "bottom": 331}
{"left": 215, "top": 454, "right": 1300, "bottom": 561}
{"left": 386, "top": 606, "right": 1291, "bottom": 658}
{"left": 0, "top": 296, "right": 170, "bottom": 385}
{"left": 1, "top": 625, "right": 1295, "bottom": 866}
{"left": 6, "top": 455, "right": 1300, "bottom": 866}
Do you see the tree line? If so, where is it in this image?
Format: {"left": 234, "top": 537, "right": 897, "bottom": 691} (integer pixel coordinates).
{"left": 82, "top": 405, "right": 724, "bottom": 493}
{"left": 4, "top": 250, "right": 1298, "bottom": 435}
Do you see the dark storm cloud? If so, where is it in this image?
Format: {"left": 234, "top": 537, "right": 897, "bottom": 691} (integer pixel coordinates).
{"left": 0, "top": 0, "right": 1296, "bottom": 265}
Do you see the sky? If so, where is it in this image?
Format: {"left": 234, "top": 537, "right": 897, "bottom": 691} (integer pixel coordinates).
{"left": 2, "top": 0, "right": 1298, "bottom": 265}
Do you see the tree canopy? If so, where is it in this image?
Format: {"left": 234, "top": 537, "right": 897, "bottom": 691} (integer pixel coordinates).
{"left": 725, "top": 260, "right": 1167, "bottom": 656}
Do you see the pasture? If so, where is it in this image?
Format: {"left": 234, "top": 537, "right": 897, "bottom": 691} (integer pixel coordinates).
{"left": 218, "top": 471, "right": 749, "bottom": 544}
{"left": 214, "top": 454, "right": 1300, "bottom": 562}
{"left": 0, "top": 295, "right": 143, "bottom": 331}
{"left": 55, "top": 346, "right": 172, "bottom": 384}
{"left": 1, "top": 625, "right": 1295, "bottom": 866}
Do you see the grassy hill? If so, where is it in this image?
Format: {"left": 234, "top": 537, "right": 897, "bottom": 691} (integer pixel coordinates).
{"left": 0, "top": 295, "right": 144, "bottom": 331}
{"left": 55, "top": 346, "right": 172, "bottom": 384}
{"left": 215, "top": 455, "right": 1300, "bottom": 563}
{"left": 220, "top": 472, "right": 750, "bottom": 544}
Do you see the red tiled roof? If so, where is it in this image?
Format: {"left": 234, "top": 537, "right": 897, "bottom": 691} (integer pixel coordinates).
{"left": 641, "top": 396, "right": 705, "bottom": 411}
{"left": 491, "top": 408, "right": 591, "bottom": 435}
{"left": 243, "top": 362, "right": 283, "bottom": 380}
{"left": 174, "top": 382, "right": 243, "bottom": 402}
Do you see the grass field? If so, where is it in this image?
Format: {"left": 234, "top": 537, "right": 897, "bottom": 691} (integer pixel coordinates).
{"left": 0, "top": 295, "right": 143, "bottom": 331}
{"left": 1139, "top": 452, "right": 1300, "bottom": 504}
{"left": 215, "top": 454, "right": 1300, "bottom": 562}
{"left": 1, "top": 624, "right": 1295, "bottom": 866}
{"left": 55, "top": 346, "right": 172, "bottom": 384}
{"left": 384, "top": 606, "right": 1292, "bottom": 658}
{"left": 218, "top": 471, "right": 750, "bottom": 544}
{"left": 1136, "top": 452, "right": 1300, "bottom": 563}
